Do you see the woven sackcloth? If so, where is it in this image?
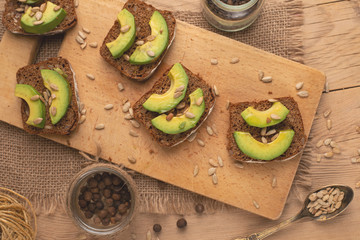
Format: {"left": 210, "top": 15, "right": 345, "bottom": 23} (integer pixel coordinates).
{"left": 0, "top": 0, "right": 309, "bottom": 231}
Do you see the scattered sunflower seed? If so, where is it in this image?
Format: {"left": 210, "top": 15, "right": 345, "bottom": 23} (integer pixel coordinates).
{"left": 173, "top": 91, "right": 183, "bottom": 99}
{"left": 356, "top": 181, "right": 360, "bottom": 188}
{"left": 82, "top": 27, "right": 91, "bottom": 34}
{"left": 324, "top": 138, "right": 332, "bottom": 146}
{"left": 234, "top": 162, "right": 244, "bottom": 169}
{"left": 35, "top": 11, "right": 42, "bottom": 21}
{"left": 226, "top": 100, "right": 230, "bottom": 110}
{"left": 323, "top": 110, "right": 331, "bottom": 118}
{"left": 31, "top": 7, "right": 40, "bottom": 12}
{"left": 39, "top": 95, "right": 46, "bottom": 105}
{"left": 44, "top": 125, "right": 53, "bottom": 130}
{"left": 271, "top": 133, "right": 279, "bottom": 142}
{"left": 175, "top": 85, "right": 185, "bottom": 93}
{"left": 104, "top": 104, "right": 113, "bottom": 110}
{"left": 129, "top": 108, "right": 134, "bottom": 117}
{"left": 128, "top": 156, "right": 136, "bottom": 164}
{"left": 261, "top": 76, "right": 272, "bottom": 83}
{"left": 265, "top": 129, "right": 276, "bottom": 136}
{"left": 330, "top": 141, "right": 338, "bottom": 148}
{"left": 117, "top": 82, "right": 124, "bottom": 91}
{"left": 206, "top": 126, "right": 214, "bottom": 136}
{"left": 357, "top": 149, "right": 360, "bottom": 156}
{"left": 50, "top": 83, "right": 59, "bottom": 91}
{"left": 129, "top": 130, "right": 139, "bottom": 137}
{"left": 209, "top": 158, "right": 218, "bottom": 167}
{"left": 30, "top": 95, "right": 40, "bottom": 101}
{"left": 193, "top": 165, "right": 199, "bottom": 177}
{"left": 80, "top": 42, "right": 87, "bottom": 50}
{"left": 176, "top": 102, "right": 186, "bottom": 109}
{"left": 316, "top": 140, "right": 323, "bottom": 148}
{"left": 123, "top": 54, "right": 130, "bottom": 61}
{"left": 325, "top": 81, "right": 329, "bottom": 93}
{"left": 15, "top": 8, "right": 24, "bottom": 12}
{"left": 268, "top": 98, "right": 278, "bottom": 102}
{"left": 208, "top": 167, "right": 216, "bottom": 176}
{"left": 76, "top": 35, "right": 84, "bottom": 44}
{"left": 147, "top": 35, "right": 156, "bottom": 41}
{"left": 324, "top": 152, "right": 334, "bottom": 158}
{"left": 89, "top": 42, "right": 98, "bottom": 48}
{"left": 196, "top": 96, "right": 204, "bottom": 106}
{"left": 147, "top": 50, "right": 155, "bottom": 57}
{"left": 122, "top": 101, "right": 131, "bottom": 113}
{"left": 135, "top": 40, "right": 144, "bottom": 46}
{"left": 261, "top": 137, "right": 267, "bottom": 144}
{"left": 260, "top": 127, "right": 267, "bottom": 136}
{"left": 79, "top": 115, "right": 86, "bottom": 124}
{"left": 33, "top": 20, "right": 44, "bottom": 25}
{"left": 50, "top": 106, "right": 57, "bottom": 116}
{"left": 79, "top": 102, "right": 85, "bottom": 112}
{"left": 351, "top": 157, "right": 360, "bottom": 163}
{"left": 295, "top": 82, "right": 304, "bottom": 90}
{"left": 124, "top": 114, "right": 133, "bottom": 120}
{"left": 258, "top": 70, "right": 264, "bottom": 81}
{"left": 78, "top": 30, "right": 87, "bottom": 40}
{"left": 230, "top": 57, "right": 239, "bottom": 64}
{"left": 197, "top": 139, "right": 205, "bottom": 147}
{"left": 95, "top": 123, "right": 105, "bottom": 130}
{"left": 185, "top": 112, "right": 195, "bottom": 119}
{"left": 213, "top": 85, "right": 219, "bottom": 96}
{"left": 356, "top": 126, "right": 360, "bottom": 133}
{"left": 81, "top": 109, "right": 86, "bottom": 115}
{"left": 130, "top": 120, "right": 140, "bottom": 128}
{"left": 217, "top": 156, "right": 224, "bottom": 167}
{"left": 272, "top": 176, "right": 277, "bottom": 188}
{"left": 146, "top": 230, "right": 152, "bottom": 240}
{"left": 212, "top": 174, "right": 218, "bottom": 185}
{"left": 327, "top": 119, "right": 332, "bottom": 130}
{"left": 270, "top": 114, "right": 281, "bottom": 120}
{"left": 33, "top": 118, "right": 43, "bottom": 125}
{"left": 120, "top": 25, "right": 130, "bottom": 33}
{"left": 332, "top": 147, "right": 341, "bottom": 154}
{"left": 297, "top": 90, "right": 309, "bottom": 98}
{"left": 316, "top": 154, "right": 322, "bottom": 163}
{"left": 253, "top": 200, "right": 260, "bottom": 209}
{"left": 212, "top": 124, "right": 218, "bottom": 136}
{"left": 54, "top": 5, "right": 61, "bottom": 11}
{"left": 210, "top": 59, "right": 218, "bottom": 65}
{"left": 86, "top": 73, "right": 95, "bottom": 80}
{"left": 187, "top": 132, "right": 197, "bottom": 142}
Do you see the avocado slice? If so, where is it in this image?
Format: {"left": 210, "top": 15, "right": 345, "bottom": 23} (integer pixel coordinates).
{"left": 143, "top": 63, "right": 188, "bottom": 113}
{"left": 41, "top": 69, "right": 71, "bottom": 125}
{"left": 15, "top": 84, "right": 46, "bottom": 128}
{"left": 233, "top": 130, "right": 295, "bottom": 161}
{"left": 129, "top": 11, "right": 169, "bottom": 65}
{"left": 151, "top": 88, "right": 205, "bottom": 134}
{"left": 21, "top": 1, "right": 67, "bottom": 34}
{"left": 241, "top": 101, "right": 289, "bottom": 128}
{"left": 21, "top": 0, "right": 41, "bottom": 4}
{"left": 106, "top": 9, "right": 136, "bottom": 59}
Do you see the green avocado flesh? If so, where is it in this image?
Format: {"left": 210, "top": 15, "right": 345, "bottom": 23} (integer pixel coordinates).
{"left": 21, "top": 1, "right": 66, "bottom": 34}
{"left": 143, "top": 63, "right": 188, "bottom": 113}
{"left": 241, "top": 101, "right": 289, "bottom": 128}
{"left": 23, "top": 0, "right": 41, "bottom": 4}
{"left": 129, "top": 11, "right": 169, "bottom": 65}
{"left": 151, "top": 88, "right": 205, "bottom": 134}
{"left": 106, "top": 9, "right": 136, "bottom": 59}
{"left": 41, "top": 69, "right": 71, "bottom": 125}
{"left": 15, "top": 84, "right": 46, "bottom": 128}
{"left": 233, "top": 129, "right": 295, "bottom": 161}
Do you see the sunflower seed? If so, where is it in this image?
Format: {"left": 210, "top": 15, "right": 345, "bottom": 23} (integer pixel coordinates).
{"left": 217, "top": 156, "right": 224, "bottom": 167}
{"left": 297, "top": 91, "right": 309, "bottom": 98}
{"left": 86, "top": 73, "right": 95, "bottom": 80}
{"left": 50, "top": 83, "right": 59, "bottom": 91}
{"left": 130, "top": 120, "right": 140, "bottom": 128}
{"left": 212, "top": 173, "right": 218, "bottom": 185}
{"left": 120, "top": 25, "right": 130, "bottom": 33}
{"left": 234, "top": 162, "right": 244, "bottom": 169}
{"left": 79, "top": 102, "right": 85, "bottom": 112}
{"left": 230, "top": 57, "right": 239, "bottom": 64}
{"left": 187, "top": 132, "right": 197, "bottom": 142}
{"left": 173, "top": 91, "right": 182, "bottom": 99}
{"left": 210, "top": 59, "right": 218, "bottom": 65}
{"left": 76, "top": 35, "right": 84, "bottom": 44}
{"left": 51, "top": 106, "right": 57, "bottom": 116}
{"left": 176, "top": 102, "right": 186, "bottom": 109}
{"left": 43, "top": 91, "right": 49, "bottom": 102}
{"left": 15, "top": 8, "right": 24, "bottom": 12}
{"left": 166, "top": 113, "right": 174, "bottom": 121}
{"left": 117, "top": 82, "right": 124, "bottom": 91}
{"left": 356, "top": 181, "right": 360, "bottom": 188}
{"left": 212, "top": 124, "right": 218, "bottom": 136}
{"left": 270, "top": 114, "right": 281, "bottom": 120}
{"left": 332, "top": 147, "right": 341, "bottom": 154}
{"left": 129, "top": 130, "right": 139, "bottom": 137}
{"left": 265, "top": 129, "right": 276, "bottom": 136}
{"left": 314, "top": 210, "right": 323, "bottom": 217}
{"left": 213, "top": 85, "right": 219, "bottom": 96}
{"left": 197, "top": 139, "right": 205, "bottom": 147}
{"left": 295, "top": 82, "right": 304, "bottom": 90}
{"left": 268, "top": 98, "right": 278, "bottom": 102}
{"left": 129, "top": 108, "right": 134, "bottom": 117}
{"left": 88, "top": 42, "right": 98, "bottom": 48}
{"left": 31, "top": 7, "right": 40, "bottom": 12}
{"left": 261, "top": 76, "right": 272, "bottom": 83}
{"left": 147, "top": 35, "right": 156, "bottom": 41}
{"left": 196, "top": 96, "right": 204, "bottom": 106}
{"left": 121, "top": 54, "right": 129, "bottom": 61}
{"left": 356, "top": 126, "right": 360, "bottom": 133}
{"left": 80, "top": 108, "right": 86, "bottom": 115}
{"left": 33, "top": 118, "right": 43, "bottom": 125}
{"left": 316, "top": 154, "right": 322, "bottom": 163}
{"left": 208, "top": 167, "right": 216, "bottom": 176}
{"left": 124, "top": 114, "right": 133, "bottom": 120}
{"left": 330, "top": 141, "right": 338, "bottom": 148}
{"left": 79, "top": 115, "right": 86, "bottom": 124}
{"left": 258, "top": 70, "right": 264, "bottom": 81}
{"left": 54, "top": 5, "right": 61, "bottom": 11}
{"left": 253, "top": 200, "right": 260, "bottom": 209}
{"left": 80, "top": 42, "right": 87, "bottom": 50}
{"left": 33, "top": 20, "right": 44, "bottom": 25}
{"left": 78, "top": 31, "right": 87, "bottom": 40}
{"left": 95, "top": 124, "right": 105, "bottom": 130}
{"left": 185, "top": 112, "right": 195, "bottom": 119}
{"left": 324, "top": 138, "right": 332, "bottom": 146}
{"left": 209, "top": 158, "right": 218, "bottom": 167}
{"left": 351, "top": 157, "right": 360, "bottom": 163}
{"left": 261, "top": 137, "right": 267, "bottom": 144}
{"left": 82, "top": 27, "right": 90, "bottom": 34}
{"left": 327, "top": 119, "right": 332, "bottom": 130}
{"left": 324, "top": 152, "right": 333, "bottom": 158}
{"left": 325, "top": 81, "right": 329, "bottom": 93}
{"left": 175, "top": 85, "right": 185, "bottom": 93}
{"left": 316, "top": 140, "right": 323, "bottom": 148}
{"left": 104, "top": 104, "right": 113, "bottom": 110}
{"left": 39, "top": 96, "right": 46, "bottom": 105}
{"left": 272, "top": 176, "right": 277, "bottom": 188}
{"left": 18, "top": 0, "right": 26, "bottom": 2}
{"left": 122, "top": 101, "right": 130, "bottom": 113}
{"left": 260, "top": 127, "right": 267, "bottom": 136}
{"left": 44, "top": 125, "right": 53, "bottom": 130}
{"left": 147, "top": 50, "right": 155, "bottom": 57}
{"left": 323, "top": 110, "right": 331, "bottom": 118}
{"left": 206, "top": 126, "right": 214, "bottom": 136}
{"left": 35, "top": 11, "right": 42, "bottom": 21}
{"left": 48, "top": 97, "right": 52, "bottom": 106}
{"left": 135, "top": 40, "right": 144, "bottom": 46}
{"left": 146, "top": 230, "right": 152, "bottom": 240}
{"left": 128, "top": 156, "right": 136, "bottom": 164}
{"left": 271, "top": 133, "right": 279, "bottom": 142}
{"left": 193, "top": 165, "right": 199, "bottom": 177}
{"left": 357, "top": 149, "right": 360, "bottom": 156}
{"left": 30, "top": 95, "right": 40, "bottom": 101}
{"left": 226, "top": 100, "right": 230, "bottom": 110}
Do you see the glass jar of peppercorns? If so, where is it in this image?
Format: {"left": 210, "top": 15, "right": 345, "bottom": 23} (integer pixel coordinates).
{"left": 201, "top": 0, "right": 265, "bottom": 32}
{"left": 66, "top": 163, "right": 138, "bottom": 236}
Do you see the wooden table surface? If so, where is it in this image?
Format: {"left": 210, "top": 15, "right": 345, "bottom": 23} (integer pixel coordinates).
{"left": 5, "top": 0, "right": 360, "bottom": 239}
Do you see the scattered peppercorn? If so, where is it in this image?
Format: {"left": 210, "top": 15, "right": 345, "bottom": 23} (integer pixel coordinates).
{"left": 153, "top": 223, "right": 162, "bottom": 233}
{"left": 195, "top": 203, "right": 205, "bottom": 214}
{"left": 176, "top": 218, "right": 187, "bottom": 228}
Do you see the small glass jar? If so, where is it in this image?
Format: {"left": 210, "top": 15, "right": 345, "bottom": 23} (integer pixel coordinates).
{"left": 67, "top": 163, "right": 138, "bottom": 236}
{"left": 201, "top": 0, "right": 265, "bottom": 32}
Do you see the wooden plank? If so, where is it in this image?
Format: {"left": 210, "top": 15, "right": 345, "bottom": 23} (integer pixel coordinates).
{"left": 0, "top": 0, "right": 325, "bottom": 219}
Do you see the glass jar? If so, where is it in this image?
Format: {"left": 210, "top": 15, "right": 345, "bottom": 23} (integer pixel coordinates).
{"left": 66, "top": 163, "right": 138, "bottom": 236}
{"left": 201, "top": 0, "right": 265, "bottom": 32}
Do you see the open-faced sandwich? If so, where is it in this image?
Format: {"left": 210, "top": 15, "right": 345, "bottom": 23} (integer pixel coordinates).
{"left": 2, "top": 0, "right": 77, "bottom": 35}
{"left": 100, "top": 0, "right": 176, "bottom": 81}
{"left": 227, "top": 97, "right": 306, "bottom": 162}
{"left": 132, "top": 63, "right": 216, "bottom": 147}
{"left": 15, "top": 57, "right": 79, "bottom": 135}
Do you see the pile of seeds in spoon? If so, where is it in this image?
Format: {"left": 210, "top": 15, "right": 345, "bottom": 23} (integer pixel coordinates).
{"left": 307, "top": 187, "right": 344, "bottom": 217}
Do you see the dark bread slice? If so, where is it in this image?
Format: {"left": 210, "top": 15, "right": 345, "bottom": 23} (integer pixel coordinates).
{"left": 133, "top": 64, "right": 216, "bottom": 147}
{"left": 2, "top": 0, "right": 77, "bottom": 35}
{"left": 100, "top": 0, "right": 176, "bottom": 81}
{"left": 16, "top": 57, "right": 79, "bottom": 135}
{"left": 227, "top": 97, "right": 306, "bottom": 162}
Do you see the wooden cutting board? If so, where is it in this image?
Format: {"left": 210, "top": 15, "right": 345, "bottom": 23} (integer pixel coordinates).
{"left": 0, "top": 0, "right": 325, "bottom": 220}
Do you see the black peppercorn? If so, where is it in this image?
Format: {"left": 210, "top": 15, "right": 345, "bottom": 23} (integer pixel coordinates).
{"left": 83, "top": 191, "right": 92, "bottom": 202}
{"left": 98, "top": 181, "right": 106, "bottom": 190}
{"left": 88, "top": 203, "right": 96, "bottom": 212}
{"left": 96, "top": 201, "right": 104, "bottom": 210}
{"left": 78, "top": 199, "right": 87, "bottom": 208}
{"left": 108, "top": 206, "right": 117, "bottom": 216}
{"left": 84, "top": 211, "right": 93, "bottom": 219}
{"left": 104, "top": 176, "right": 112, "bottom": 186}
{"left": 88, "top": 178, "right": 98, "bottom": 188}
{"left": 112, "top": 193, "right": 121, "bottom": 201}
{"left": 103, "top": 188, "right": 112, "bottom": 198}
{"left": 153, "top": 223, "right": 162, "bottom": 233}
{"left": 112, "top": 175, "right": 122, "bottom": 186}
{"left": 90, "top": 187, "right": 99, "bottom": 193}
{"left": 94, "top": 173, "right": 102, "bottom": 181}
{"left": 176, "top": 218, "right": 187, "bottom": 228}
{"left": 118, "top": 203, "right": 128, "bottom": 214}
{"left": 92, "top": 193, "right": 101, "bottom": 201}
{"left": 105, "top": 198, "right": 114, "bottom": 206}
{"left": 195, "top": 203, "right": 205, "bottom": 214}
{"left": 98, "top": 209, "right": 108, "bottom": 219}
{"left": 102, "top": 217, "right": 110, "bottom": 226}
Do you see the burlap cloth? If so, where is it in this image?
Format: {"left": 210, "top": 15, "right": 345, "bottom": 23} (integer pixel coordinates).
{"left": 0, "top": 0, "right": 309, "bottom": 226}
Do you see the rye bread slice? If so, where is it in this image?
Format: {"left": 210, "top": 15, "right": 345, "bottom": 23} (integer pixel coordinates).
{"left": 227, "top": 97, "right": 306, "bottom": 162}
{"left": 16, "top": 57, "right": 79, "bottom": 135}
{"left": 100, "top": 0, "right": 176, "bottom": 81}
{"left": 2, "top": 0, "right": 77, "bottom": 35}
{"left": 132, "top": 64, "right": 216, "bottom": 147}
